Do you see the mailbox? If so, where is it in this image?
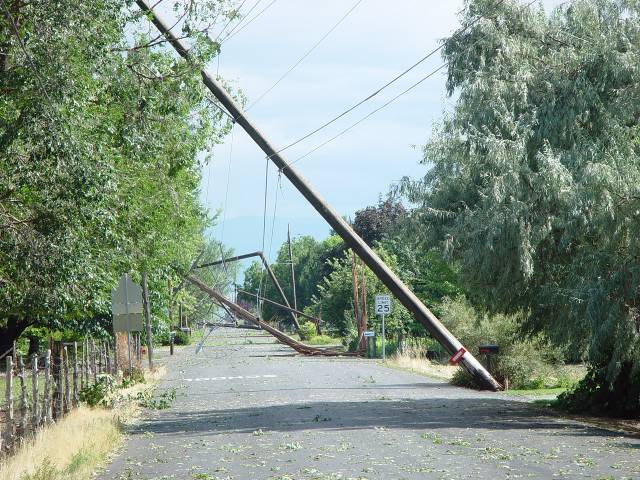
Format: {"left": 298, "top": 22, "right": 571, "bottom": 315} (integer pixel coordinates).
{"left": 479, "top": 344, "right": 499, "bottom": 355}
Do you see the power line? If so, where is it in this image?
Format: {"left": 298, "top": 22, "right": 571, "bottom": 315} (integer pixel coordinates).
{"left": 220, "top": 0, "right": 264, "bottom": 42}
{"left": 266, "top": 172, "right": 283, "bottom": 263}
{"left": 219, "top": 125, "right": 236, "bottom": 245}
{"left": 281, "top": 63, "right": 448, "bottom": 171}
{"left": 256, "top": 155, "right": 271, "bottom": 311}
{"left": 221, "top": 0, "right": 278, "bottom": 43}
{"left": 214, "top": 0, "right": 250, "bottom": 42}
{"left": 280, "top": 0, "right": 548, "bottom": 170}
{"left": 268, "top": 0, "right": 507, "bottom": 157}
{"left": 245, "top": 0, "right": 364, "bottom": 111}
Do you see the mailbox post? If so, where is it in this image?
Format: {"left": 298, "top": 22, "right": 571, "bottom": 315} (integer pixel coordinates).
{"left": 478, "top": 344, "right": 499, "bottom": 381}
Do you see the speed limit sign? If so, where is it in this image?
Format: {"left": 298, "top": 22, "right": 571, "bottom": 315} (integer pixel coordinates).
{"left": 375, "top": 295, "right": 391, "bottom": 315}
{"left": 375, "top": 295, "right": 391, "bottom": 359}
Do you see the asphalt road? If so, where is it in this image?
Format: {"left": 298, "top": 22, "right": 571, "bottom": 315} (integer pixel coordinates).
{"left": 98, "top": 328, "right": 640, "bottom": 480}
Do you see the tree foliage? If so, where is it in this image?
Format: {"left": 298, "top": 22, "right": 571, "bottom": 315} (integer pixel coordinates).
{"left": 402, "top": 0, "right": 640, "bottom": 415}
{"left": 0, "top": 0, "right": 236, "bottom": 351}
{"left": 353, "top": 197, "right": 406, "bottom": 246}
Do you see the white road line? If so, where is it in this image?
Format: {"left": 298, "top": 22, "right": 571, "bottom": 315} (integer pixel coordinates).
{"left": 183, "top": 374, "right": 278, "bottom": 382}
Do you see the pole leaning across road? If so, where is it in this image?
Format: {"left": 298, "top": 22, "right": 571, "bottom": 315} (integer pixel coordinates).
{"left": 136, "top": 0, "right": 501, "bottom": 391}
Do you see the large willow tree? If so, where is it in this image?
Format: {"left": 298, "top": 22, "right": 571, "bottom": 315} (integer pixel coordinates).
{"left": 404, "top": 0, "right": 640, "bottom": 415}
{"left": 0, "top": 0, "right": 237, "bottom": 352}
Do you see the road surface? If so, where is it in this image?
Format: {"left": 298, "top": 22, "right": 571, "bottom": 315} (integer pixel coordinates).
{"left": 98, "top": 328, "right": 640, "bottom": 479}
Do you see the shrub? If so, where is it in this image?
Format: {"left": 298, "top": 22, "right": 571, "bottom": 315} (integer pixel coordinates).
{"left": 304, "top": 335, "right": 340, "bottom": 345}
{"left": 159, "top": 330, "right": 191, "bottom": 346}
{"left": 121, "top": 367, "right": 146, "bottom": 388}
{"left": 439, "top": 296, "right": 563, "bottom": 389}
{"left": 79, "top": 374, "right": 115, "bottom": 407}
{"left": 298, "top": 322, "right": 317, "bottom": 341}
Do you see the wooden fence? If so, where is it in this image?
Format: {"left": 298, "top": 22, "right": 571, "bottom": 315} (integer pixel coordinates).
{"left": 0, "top": 338, "right": 116, "bottom": 454}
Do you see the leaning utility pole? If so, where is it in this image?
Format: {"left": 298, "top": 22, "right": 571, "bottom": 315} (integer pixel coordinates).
{"left": 287, "top": 225, "right": 298, "bottom": 323}
{"left": 195, "top": 251, "right": 300, "bottom": 331}
{"left": 137, "top": 0, "right": 501, "bottom": 391}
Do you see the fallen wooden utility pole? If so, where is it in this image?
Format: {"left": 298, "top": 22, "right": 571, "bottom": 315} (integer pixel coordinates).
{"left": 195, "top": 250, "right": 300, "bottom": 332}
{"left": 236, "top": 288, "right": 322, "bottom": 325}
{"left": 185, "top": 275, "right": 354, "bottom": 356}
{"left": 137, "top": 0, "right": 501, "bottom": 391}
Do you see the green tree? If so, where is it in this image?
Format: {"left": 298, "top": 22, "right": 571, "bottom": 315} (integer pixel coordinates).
{"left": 241, "top": 235, "right": 345, "bottom": 324}
{"left": 353, "top": 197, "right": 406, "bottom": 246}
{"left": 0, "top": 0, "right": 236, "bottom": 352}
{"left": 403, "top": 0, "right": 640, "bottom": 415}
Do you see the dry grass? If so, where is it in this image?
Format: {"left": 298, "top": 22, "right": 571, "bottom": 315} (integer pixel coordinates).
{"left": 0, "top": 365, "right": 166, "bottom": 480}
{"left": 384, "top": 346, "right": 457, "bottom": 381}
{"left": 0, "top": 406, "right": 119, "bottom": 480}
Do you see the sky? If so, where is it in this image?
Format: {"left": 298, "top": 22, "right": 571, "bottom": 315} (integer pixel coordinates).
{"left": 194, "top": 0, "right": 563, "bottom": 269}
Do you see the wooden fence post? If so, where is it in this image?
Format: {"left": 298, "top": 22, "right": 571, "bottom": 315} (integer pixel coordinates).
{"left": 91, "top": 339, "right": 97, "bottom": 384}
{"left": 73, "top": 342, "right": 79, "bottom": 407}
{"left": 63, "top": 346, "right": 70, "bottom": 414}
{"left": 105, "top": 342, "right": 112, "bottom": 375}
{"left": 97, "top": 342, "right": 103, "bottom": 375}
{"left": 31, "top": 353, "right": 39, "bottom": 431}
{"left": 83, "top": 338, "right": 89, "bottom": 388}
{"left": 113, "top": 337, "right": 119, "bottom": 376}
{"left": 5, "top": 356, "right": 14, "bottom": 449}
{"left": 52, "top": 342, "right": 63, "bottom": 420}
{"left": 18, "top": 356, "right": 27, "bottom": 435}
{"left": 41, "top": 349, "right": 51, "bottom": 425}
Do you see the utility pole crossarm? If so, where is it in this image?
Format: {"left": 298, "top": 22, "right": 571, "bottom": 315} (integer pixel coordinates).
{"left": 194, "top": 250, "right": 300, "bottom": 331}
{"left": 137, "top": 0, "right": 501, "bottom": 391}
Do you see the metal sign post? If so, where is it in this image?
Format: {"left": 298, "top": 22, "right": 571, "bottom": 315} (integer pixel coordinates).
{"left": 375, "top": 295, "right": 391, "bottom": 359}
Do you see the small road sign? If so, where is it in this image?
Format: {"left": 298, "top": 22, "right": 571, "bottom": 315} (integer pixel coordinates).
{"left": 449, "top": 347, "right": 466, "bottom": 365}
{"left": 375, "top": 294, "right": 391, "bottom": 360}
{"left": 374, "top": 295, "right": 391, "bottom": 315}
{"left": 363, "top": 331, "right": 375, "bottom": 337}
{"left": 111, "top": 273, "right": 144, "bottom": 333}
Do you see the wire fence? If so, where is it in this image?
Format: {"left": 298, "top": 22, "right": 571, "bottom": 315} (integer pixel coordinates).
{"left": 0, "top": 338, "right": 117, "bottom": 455}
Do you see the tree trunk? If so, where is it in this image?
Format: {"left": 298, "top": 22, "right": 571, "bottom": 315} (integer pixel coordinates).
{"left": 0, "top": 316, "right": 30, "bottom": 358}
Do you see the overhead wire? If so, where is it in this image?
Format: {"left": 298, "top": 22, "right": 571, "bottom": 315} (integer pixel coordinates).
{"left": 219, "top": 0, "right": 264, "bottom": 42}
{"left": 266, "top": 0, "right": 507, "bottom": 157}
{"left": 281, "top": 63, "right": 449, "bottom": 171}
{"left": 278, "top": 0, "right": 550, "bottom": 171}
{"left": 256, "top": 155, "right": 270, "bottom": 311}
{"left": 266, "top": 172, "right": 283, "bottom": 263}
{"left": 221, "top": 0, "right": 278, "bottom": 43}
{"left": 245, "top": 0, "right": 364, "bottom": 112}
{"left": 214, "top": 0, "right": 250, "bottom": 42}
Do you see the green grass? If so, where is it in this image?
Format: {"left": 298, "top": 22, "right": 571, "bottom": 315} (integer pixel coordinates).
{"left": 531, "top": 398, "right": 562, "bottom": 408}
{"left": 303, "top": 335, "right": 343, "bottom": 346}
{"left": 502, "top": 386, "right": 567, "bottom": 397}
{"left": 0, "top": 373, "right": 47, "bottom": 407}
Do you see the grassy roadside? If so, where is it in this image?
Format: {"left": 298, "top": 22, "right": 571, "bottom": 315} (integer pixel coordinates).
{"left": 0, "top": 366, "right": 166, "bottom": 480}
{"left": 382, "top": 351, "right": 457, "bottom": 381}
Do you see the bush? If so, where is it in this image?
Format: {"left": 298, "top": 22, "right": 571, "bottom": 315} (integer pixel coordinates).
{"left": 121, "top": 367, "right": 146, "bottom": 388}
{"left": 439, "top": 296, "right": 563, "bottom": 389}
{"left": 558, "top": 365, "right": 640, "bottom": 417}
{"left": 298, "top": 322, "right": 317, "bottom": 341}
{"left": 159, "top": 330, "right": 191, "bottom": 346}
{"left": 304, "top": 335, "right": 341, "bottom": 345}
{"left": 79, "top": 374, "right": 115, "bottom": 407}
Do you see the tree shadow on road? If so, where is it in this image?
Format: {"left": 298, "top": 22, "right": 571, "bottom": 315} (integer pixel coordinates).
{"left": 130, "top": 396, "right": 638, "bottom": 443}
